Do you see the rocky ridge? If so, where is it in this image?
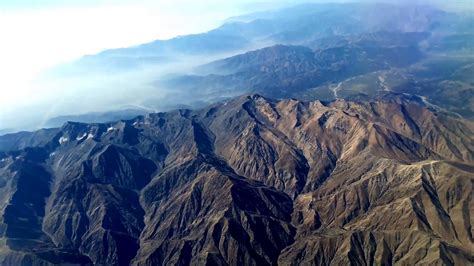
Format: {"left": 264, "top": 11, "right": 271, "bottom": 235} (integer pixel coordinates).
{"left": 0, "top": 95, "right": 473, "bottom": 265}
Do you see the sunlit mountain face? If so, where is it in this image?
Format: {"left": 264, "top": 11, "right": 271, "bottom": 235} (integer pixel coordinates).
{"left": 0, "top": 1, "right": 473, "bottom": 265}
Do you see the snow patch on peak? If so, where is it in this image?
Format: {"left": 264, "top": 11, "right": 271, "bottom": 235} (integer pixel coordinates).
{"left": 59, "top": 136, "right": 69, "bottom": 144}
{"left": 76, "top": 133, "right": 87, "bottom": 141}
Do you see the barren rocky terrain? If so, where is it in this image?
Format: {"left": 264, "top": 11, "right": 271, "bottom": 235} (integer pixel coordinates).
{"left": 0, "top": 95, "right": 473, "bottom": 265}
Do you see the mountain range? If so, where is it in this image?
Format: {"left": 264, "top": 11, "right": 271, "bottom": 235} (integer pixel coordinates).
{"left": 1, "top": 2, "right": 473, "bottom": 265}
{"left": 37, "top": 2, "right": 473, "bottom": 129}
{"left": 0, "top": 94, "right": 473, "bottom": 265}
{"left": 65, "top": 3, "right": 447, "bottom": 73}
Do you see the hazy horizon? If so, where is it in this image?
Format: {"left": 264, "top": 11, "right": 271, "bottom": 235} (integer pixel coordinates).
{"left": 0, "top": 0, "right": 472, "bottom": 133}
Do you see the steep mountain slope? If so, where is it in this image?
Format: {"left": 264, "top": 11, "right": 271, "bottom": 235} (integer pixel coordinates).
{"left": 0, "top": 95, "right": 473, "bottom": 265}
